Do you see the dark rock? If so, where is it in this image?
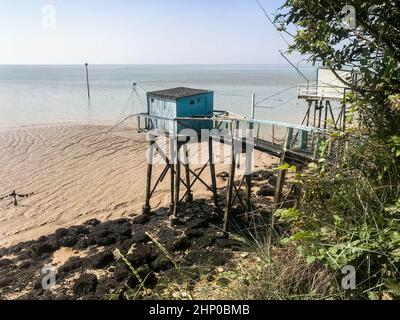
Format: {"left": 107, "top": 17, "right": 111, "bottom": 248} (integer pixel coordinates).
{"left": 96, "top": 277, "right": 120, "bottom": 296}
{"left": 95, "top": 220, "right": 131, "bottom": 242}
{"left": 172, "top": 237, "right": 191, "bottom": 251}
{"left": 261, "top": 171, "right": 274, "bottom": 180}
{"left": 40, "top": 252, "right": 52, "bottom": 260}
{"left": 150, "top": 255, "right": 173, "bottom": 272}
{"left": 131, "top": 214, "right": 150, "bottom": 225}
{"left": 34, "top": 242, "right": 58, "bottom": 256}
{"left": 59, "top": 257, "right": 84, "bottom": 274}
{"left": 117, "top": 225, "right": 132, "bottom": 238}
{"left": 55, "top": 228, "right": 69, "bottom": 238}
{"left": 215, "top": 238, "right": 243, "bottom": 250}
{"left": 126, "top": 244, "right": 158, "bottom": 268}
{"left": 18, "top": 260, "right": 32, "bottom": 269}
{"left": 185, "top": 250, "right": 226, "bottom": 267}
{"left": 215, "top": 231, "right": 229, "bottom": 239}
{"left": 73, "top": 273, "right": 98, "bottom": 296}
{"left": 0, "top": 259, "right": 13, "bottom": 268}
{"left": 38, "top": 236, "right": 48, "bottom": 242}
{"left": 120, "top": 239, "right": 135, "bottom": 252}
{"left": 92, "top": 250, "right": 114, "bottom": 269}
{"left": 127, "top": 264, "right": 157, "bottom": 289}
{"left": 268, "top": 175, "right": 277, "bottom": 186}
{"left": 87, "top": 230, "right": 116, "bottom": 246}
{"left": 32, "top": 279, "right": 44, "bottom": 291}
{"left": 75, "top": 238, "right": 89, "bottom": 249}
{"left": 185, "top": 228, "right": 204, "bottom": 238}
{"left": 84, "top": 219, "right": 101, "bottom": 227}
{"left": 0, "top": 275, "right": 14, "bottom": 287}
{"left": 96, "top": 236, "right": 117, "bottom": 247}
{"left": 114, "top": 263, "right": 130, "bottom": 282}
{"left": 194, "top": 234, "right": 215, "bottom": 248}
{"left": 131, "top": 226, "right": 150, "bottom": 244}
{"left": 187, "top": 218, "right": 209, "bottom": 229}
{"left": 59, "top": 235, "right": 78, "bottom": 248}
{"left": 69, "top": 225, "right": 91, "bottom": 236}
{"left": 169, "top": 215, "right": 182, "bottom": 227}
{"left": 257, "top": 186, "right": 275, "bottom": 197}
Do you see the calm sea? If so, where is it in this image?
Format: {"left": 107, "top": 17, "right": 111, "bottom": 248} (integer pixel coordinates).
{"left": 0, "top": 65, "right": 316, "bottom": 128}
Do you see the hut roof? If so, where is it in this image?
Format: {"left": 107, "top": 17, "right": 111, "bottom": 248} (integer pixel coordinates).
{"left": 148, "top": 87, "right": 210, "bottom": 100}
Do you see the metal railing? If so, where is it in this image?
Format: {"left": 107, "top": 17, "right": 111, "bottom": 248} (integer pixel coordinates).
{"left": 297, "top": 84, "right": 348, "bottom": 100}
{"left": 133, "top": 112, "right": 335, "bottom": 164}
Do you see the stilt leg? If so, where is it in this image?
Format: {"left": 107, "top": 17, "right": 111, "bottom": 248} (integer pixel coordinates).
{"left": 173, "top": 157, "right": 181, "bottom": 218}
{"left": 183, "top": 144, "right": 193, "bottom": 203}
{"left": 169, "top": 162, "right": 175, "bottom": 212}
{"left": 143, "top": 141, "right": 154, "bottom": 215}
{"left": 208, "top": 137, "right": 219, "bottom": 208}
{"left": 223, "top": 144, "right": 236, "bottom": 232}
{"left": 244, "top": 174, "right": 252, "bottom": 221}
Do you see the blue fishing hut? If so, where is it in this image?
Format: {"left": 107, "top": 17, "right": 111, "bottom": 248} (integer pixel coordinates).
{"left": 147, "top": 87, "right": 214, "bottom": 133}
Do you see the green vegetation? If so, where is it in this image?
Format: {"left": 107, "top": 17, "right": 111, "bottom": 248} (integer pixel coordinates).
{"left": 235, "top": 0, "right": 400, "bottom": 300}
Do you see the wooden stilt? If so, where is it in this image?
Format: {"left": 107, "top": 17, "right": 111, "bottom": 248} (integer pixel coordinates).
{"left": 208, "top": 137, "right": 219, "bottom": 208}
{"left": 313, "top": 100, "right": 318, "bottom": 127}
{"left": 306, "top": 100, "right": 312, "bottom": 126}
{"left": 272, "top": 125, "right": 276, "bottom": 145}
{"left": 143, "top": 141, "right": 154, "bottom": 215}
{"left": 173, "top": 147, "right": 181, "bottom": 218}
{"left": 274, "top": 159, "right": 287, "bottom": 207}
{"left": 183, "top": 143, "right": 193, "bottom": 203}
{"left": 223, "top": 138, "right": 236, "bottom": 232}
{"left": 169, "top": 162, "right": 175, "bottom": 212}
{"left": 244, "top": 174, "right": 252, "bottom": 220}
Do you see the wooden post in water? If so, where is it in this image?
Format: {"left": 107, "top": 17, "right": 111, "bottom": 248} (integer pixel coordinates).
{"left": 251, "top": 93, "right": 256, "bottom": 120}
{"left": 85, "top": 63, "right": 91, "bottom": 105}
{"left": 272, "top": 125, "right": 276, "bottom": 145}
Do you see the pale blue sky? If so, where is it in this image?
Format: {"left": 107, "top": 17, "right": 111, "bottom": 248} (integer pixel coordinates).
{"left": 0, "top": 0, "right": 296, "bottom": 64}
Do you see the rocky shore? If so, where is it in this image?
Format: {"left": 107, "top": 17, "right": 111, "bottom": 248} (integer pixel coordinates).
{"left": 0, "top": 199, "right": 259, "bottom": 300}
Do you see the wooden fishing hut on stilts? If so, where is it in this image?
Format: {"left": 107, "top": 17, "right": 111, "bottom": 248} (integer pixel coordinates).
{"left": 133, "top": 85, "right": 330, "bottom": 233}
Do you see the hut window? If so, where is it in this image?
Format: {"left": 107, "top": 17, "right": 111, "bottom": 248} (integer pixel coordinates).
{"left": 190, "top": 100, "right": 195, "bottom": 105}
{"left": 151, "top": 98, "right": 154, "bottom": 103}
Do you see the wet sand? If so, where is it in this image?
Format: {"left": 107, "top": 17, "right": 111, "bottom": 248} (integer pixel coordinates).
{"left": 0, "top": 124, "right": 277, "bottom": 247}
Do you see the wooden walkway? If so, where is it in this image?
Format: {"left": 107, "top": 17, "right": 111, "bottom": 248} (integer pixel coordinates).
{"left": 133, "top": 112, "right": 335, "bottom": 231}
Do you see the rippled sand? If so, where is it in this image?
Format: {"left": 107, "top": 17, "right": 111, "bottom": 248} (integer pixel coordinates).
{"left": 0, "top": 124, "right": 277, "bottom": 247}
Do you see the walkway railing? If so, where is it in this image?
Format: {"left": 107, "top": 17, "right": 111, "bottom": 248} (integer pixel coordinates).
{"left": 133, "top": 112, "right": 336, "bottom": 164}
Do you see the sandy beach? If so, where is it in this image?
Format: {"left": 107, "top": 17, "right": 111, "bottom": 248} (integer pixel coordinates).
{"left": 0, "top": 124, "right": 277, "bottom": 248}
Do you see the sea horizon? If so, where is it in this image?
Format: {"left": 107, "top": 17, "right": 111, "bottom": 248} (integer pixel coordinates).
{"left": 0, "top": 64, "right": 316, "bottom": 128}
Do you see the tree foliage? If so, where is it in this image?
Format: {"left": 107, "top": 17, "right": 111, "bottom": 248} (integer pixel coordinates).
{"left": 274, "top": 0, "right": 400, "bottom": 300}
{"left": 276, "top": 0, "right": 400, "bottom": 136}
